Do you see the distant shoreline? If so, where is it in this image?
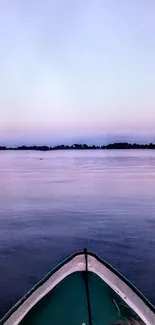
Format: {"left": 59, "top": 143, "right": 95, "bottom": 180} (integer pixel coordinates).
{"left": 0, "top": 142, "right": 155, "bottom": 151}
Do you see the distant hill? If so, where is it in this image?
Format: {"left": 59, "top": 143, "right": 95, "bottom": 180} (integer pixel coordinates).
{"left": 1, "top": 133, "right": 154, "bottom": 148}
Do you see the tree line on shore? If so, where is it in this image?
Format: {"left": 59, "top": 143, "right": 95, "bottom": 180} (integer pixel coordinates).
{"left": 0, "top": 142, "right": 155, "bottom": 151}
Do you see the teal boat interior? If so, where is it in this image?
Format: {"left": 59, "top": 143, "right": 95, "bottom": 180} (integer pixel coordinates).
{"left": 20, "top": 271, "right": 139, "bottom": 325}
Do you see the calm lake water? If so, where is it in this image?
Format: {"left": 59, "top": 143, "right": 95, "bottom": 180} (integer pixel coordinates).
{"left": 0, "top": 149, "right": 155, "bottom": 318}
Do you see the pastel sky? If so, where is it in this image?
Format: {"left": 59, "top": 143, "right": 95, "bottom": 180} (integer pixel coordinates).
{"left": 0, "top": 0, "right": 155, "bottom": 145}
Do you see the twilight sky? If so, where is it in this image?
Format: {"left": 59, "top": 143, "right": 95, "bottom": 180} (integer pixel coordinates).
{"left": 0, "top": 0, "right": 155, "bottom": 145}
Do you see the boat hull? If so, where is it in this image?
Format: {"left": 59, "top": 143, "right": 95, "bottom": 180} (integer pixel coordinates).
{"left": 1, "top": 251, "right": 155, "bottom": 325}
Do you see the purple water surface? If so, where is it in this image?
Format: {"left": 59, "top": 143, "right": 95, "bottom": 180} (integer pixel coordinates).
{"left": 0, "top": 150, "right": 155, "bottom": 317}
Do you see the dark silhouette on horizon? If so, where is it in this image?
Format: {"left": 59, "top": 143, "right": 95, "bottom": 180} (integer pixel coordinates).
{"left": 0, "top": 142, "right": 155, "bottom": 151}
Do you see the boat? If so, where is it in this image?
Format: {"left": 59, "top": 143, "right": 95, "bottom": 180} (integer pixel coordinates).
{"left": 0, "top": 249, "right": 155, "bottom": 325}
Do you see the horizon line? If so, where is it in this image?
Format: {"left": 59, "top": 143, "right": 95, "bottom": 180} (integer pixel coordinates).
{"left": 0, "top": 142, "right": 155, "bottom": 151}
